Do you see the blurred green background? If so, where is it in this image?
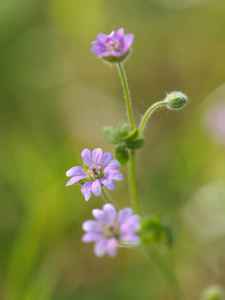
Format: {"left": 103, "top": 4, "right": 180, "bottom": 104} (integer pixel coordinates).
{"left": 1, "top": 0, "right": 225, "bottom": 299}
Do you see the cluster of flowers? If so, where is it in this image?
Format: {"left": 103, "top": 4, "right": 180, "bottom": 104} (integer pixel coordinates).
{"left": 66, "top": 148, "right": 141, "bottom": 257}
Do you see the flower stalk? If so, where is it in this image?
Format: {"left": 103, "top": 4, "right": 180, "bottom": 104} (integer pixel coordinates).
{"left": 101, "top": 187, "right": 119, "bottom": 210}
{"left": 117, "top": 63, "right": 135, "bottom": 130}
{"left": 129, "top": 150, "right": 141, "bottom": 215}
{"left": 117, "top": 63, "right": 141, "bottom": 215}
{"left": 138, "top": 100, "right": 167, "bottom": 136}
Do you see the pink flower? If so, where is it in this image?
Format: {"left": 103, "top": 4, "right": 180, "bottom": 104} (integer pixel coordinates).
{"left": 66, "top": 148, "right": 123, "bottom": 201}
{"left": 82, "top": 204, "right": 141, "bottom": 257}
{"left": 92, "top": 28, "right": 134, "bottom": 62}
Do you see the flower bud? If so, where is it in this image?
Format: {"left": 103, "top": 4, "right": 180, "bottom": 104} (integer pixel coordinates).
{"left": 201, "top": 286, "right": 225, "bottom": 300}
{"left": 165, "top": 91, "right": 188, "bottom": 110}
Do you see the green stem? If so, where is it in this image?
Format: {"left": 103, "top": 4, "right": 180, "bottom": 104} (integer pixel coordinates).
{"left": 147, "top": 246, "right": 186, "bottom": 300}
{"left": 130, "top": 150, "right": 141, "bottom": 215}
{"left": 138, "top": 101, "right": 167, "bottom": 136}
{"left": 116, "top": 63, "right": 141, "bottom": 214}
{"left": 117, "top": 63, "right": 135, "bottom": 130}
{"left": 101, "top": 187, "right": 119, "bottom": 210}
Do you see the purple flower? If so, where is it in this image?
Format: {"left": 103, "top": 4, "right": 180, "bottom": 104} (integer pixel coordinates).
{"left": 82, "top": 204, "right": 141, "bottom": 257}
{"left": 91, "top": 28, "right": 134, "bottom": 62}
{"left": 66, "top": 148, "right": 123, "bottom": 201}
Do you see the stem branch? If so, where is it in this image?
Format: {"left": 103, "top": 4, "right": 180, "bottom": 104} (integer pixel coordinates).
{"left": 139, "top": 101, "right": 166, "bottom": 136}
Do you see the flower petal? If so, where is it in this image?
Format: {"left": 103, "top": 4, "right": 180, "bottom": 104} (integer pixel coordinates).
{"left": 94, "top": 238, "right": 107, "bottom": 257}
{"left": 97, "top": 51, "right": 111, "bottom": 58}
{"left": 108, "top": 30, "right": 115, "bottom": 38}
{"left": 106, "top": 238, "right": 118, "bottom": 257}
{"left": 82, "top": 220, "right": 102, "bottom": 233}
{"left": 81, "top": 148, "right": 93, "bottom": 167}
{"left": 105, "top": 170, "right": 123, "bottom": 181}
{"left": 100, "top": 178, "right": 116, "bottom": 190}
{"left": 103, "top": 204, "right": 117, "bottom": 222}
{"left": 91, "top": 179, "right": 102, "bottom": 196}
{"left": 92, "top": 208, "right": 108, "bottom": 224}
{"left": 91, "top": 46, "right": 104, "bottom": 55}
{"left": 116, "top": 28, "right": 124, "bottom": 37}
{"left": 120, "top": 215, "right": 141, "bottom": 233}
{"left": 81, "top": 181, "right": 92, "bottom": 201}
{"left": 123, "top": 34, "right": 134, "bottom": 51}
{"left": 104, "top": 159, "right": 121, "bottom": 170}
{"left": 117, "top": 207, "right": 133, "bottom": 224}
{"left": 120, "top": 234, "right": 140, "bottom": 244}
{"left": 66, "top": 175, "right": 86, "bottom": 186}
{"left": 82, "top": 232, "right": 102, "bottom": 243}
{"left": 97, "top": 33, "right": 107, "bottom": 44}
{"left": 92, "top": 148, "right": 102, "bottom": 165}
{"left": 100, "top": 152, "right": 113, "bottom": 168}
{"left": 66, "top": 166, "right": 86, "bottom": 177}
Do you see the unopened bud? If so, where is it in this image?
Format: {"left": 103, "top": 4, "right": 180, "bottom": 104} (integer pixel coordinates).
{"left": 165, "top": 91, "right": 188, "bottom": 110}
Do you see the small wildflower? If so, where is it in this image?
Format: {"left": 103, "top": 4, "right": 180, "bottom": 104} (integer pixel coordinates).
{"left": 66, "top": 148, "right": 123, "bottom": 201}
{"left": 91, "top": 28, "right": 134, "bottom": 62}
{"left": 82, "top": 204, "right": 141, "bottom": 257}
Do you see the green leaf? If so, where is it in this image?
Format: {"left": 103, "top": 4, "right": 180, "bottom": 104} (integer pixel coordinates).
{"left": 115, "top": 143, "right": 129, "bottom": 167}
{"left": 103, "top": 121, "right": 129, "bottom": 145}
{"left": 116, "top": 121, "right": 129, "bottom": 138}
{"left": 123, "top": 128, "right": 139, "bottom": 141}
{"left": 103, "top": 126, "right": 120, "bottom": 144}
{"left": 140, "top": 215, "right": 175, "bottom": 246}
{"left": 125, "top": 137, "right": 145, "bottom": 150}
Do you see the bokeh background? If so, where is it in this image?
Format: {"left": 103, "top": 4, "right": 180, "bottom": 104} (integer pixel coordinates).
{"left": 1, "top": 0, "right": 225, "bottom": 299}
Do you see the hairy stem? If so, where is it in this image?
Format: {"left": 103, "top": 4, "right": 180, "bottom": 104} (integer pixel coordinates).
{"left": 130, "top": 150, "right": 141, "bottom": 214}
{"left": 101, "top": 187, "right": 119, "bottom": 210}
{"left": 117, "top": 63, "right": 141, "bottom": 214}
{"left": 117, "top": 63, "right": 135, "bottom": 130}
{"left": 139, "top": 101, "right": 167, "bottom": 136}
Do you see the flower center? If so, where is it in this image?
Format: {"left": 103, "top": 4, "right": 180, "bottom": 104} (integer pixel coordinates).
{"left": 103, "top": 222, "right": 119, "bottom": 238}
{"left": 106, "top": 40, "right": 123, "bottom": 53}
{"left": 87, "top": 164, "right": 103, "bottom": 180}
